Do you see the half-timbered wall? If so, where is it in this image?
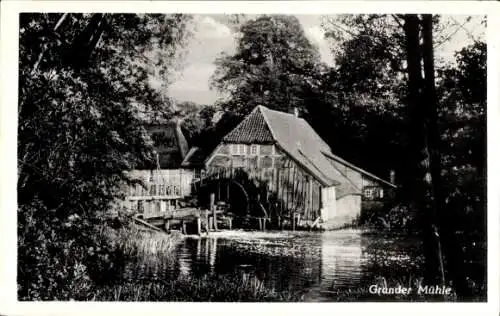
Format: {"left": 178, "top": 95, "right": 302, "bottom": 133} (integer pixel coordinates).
{"left": 206, "top": 143, "right": 323, "bottom": 221}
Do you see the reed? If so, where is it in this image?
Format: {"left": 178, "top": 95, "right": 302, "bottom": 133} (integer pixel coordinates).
{"left": 102, "top": 224, "right": 182, "bottom": 263}
{"left": 92, "top": 273, "right": 304, "bottom": 301}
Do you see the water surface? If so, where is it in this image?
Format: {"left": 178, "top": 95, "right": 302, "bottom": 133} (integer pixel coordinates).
{"left": 129, "top": 229, "right": 423, "bottom": 301}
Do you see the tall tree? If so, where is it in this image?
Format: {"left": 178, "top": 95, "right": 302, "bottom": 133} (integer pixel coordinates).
{"left": 211, "top": 15, "right": 324, "bottom": 117}
{"left": 319, "top": 14, "right": 462, "bottom": 183}
{"left": 317, "top": 15, "right": 409, "bottom": 179}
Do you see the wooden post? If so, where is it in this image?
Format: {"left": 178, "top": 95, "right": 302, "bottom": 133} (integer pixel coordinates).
{"left": 290, "top": 166, "right": 297, "bottom": 210}
{"left": 228, "top": 217, "right": 232, "bottom": 230}
{"left": 196, "top": 237, "right": 202, "bottom": 259}
{"left": 302, "top": 176, "right": 308, "bottom": 220}
{"left": 164, "top": 219, "right": 170, "bottom": 232}
{"left": 197, "top": 217, "right": 201, "bottom": 236}
{"left": 276, "top": 168, "right": 280, "bottom": 203}
{"left": 284, "top": 165, "right": 291, "bottom": 213}
{"left": 278, "top": 216, "right": 281, "bottom": 229}
{"left": 210, "top": 193, "right": 217, "bottom": 231}
{"left": 308, "top": 178, "right": 314, "bottom": 218}
{"left": 292, "top": 213, "right": 296, "bottom": 231}
{"left": 258, "top": 218, "right": 263, "bottom": 230}
{"left": 263, "top": 218, "right": 266, "bottom": 231}
{"left": 205, "top": 209, "right": 210, "bottom": 235}
{"left": 182, "top": 220, "right": 186, "bottom": 234}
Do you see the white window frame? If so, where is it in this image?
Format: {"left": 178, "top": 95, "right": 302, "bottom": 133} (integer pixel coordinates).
{"left": 231, "top": 143, "right": 247, "bottom": 156}
{"left": 238, "top": 144, "right": 247, "bottom": 155}
{"left": 364, "top": 187, "right": 375, "bottom": 200}
{"left": 250, "top": 144, "right": 259, "bottom": 156}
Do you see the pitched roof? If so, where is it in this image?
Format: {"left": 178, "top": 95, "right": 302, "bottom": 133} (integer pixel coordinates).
{"left": 260, "top": 106, "right": 340, "bottom": 187}
{"left": 321, "top": 151, "right": 397, "bottom": 188}
{"left": 145, "top": 119, "right": 189, "bottom": 169}
{"left": 222, "top": 107, "right": 275, "bottom": 143}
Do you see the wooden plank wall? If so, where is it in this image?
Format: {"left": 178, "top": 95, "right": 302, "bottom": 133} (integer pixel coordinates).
{"left": 205, "top": 162, "right": 321, "bottom": 221}
{"left": 122, "top": 169, "right": 194, "bottom": 217}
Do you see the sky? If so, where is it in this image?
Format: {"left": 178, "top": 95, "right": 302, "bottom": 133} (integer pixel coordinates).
{"left": 163, "top": 14, "right": 485, "bottom": 105}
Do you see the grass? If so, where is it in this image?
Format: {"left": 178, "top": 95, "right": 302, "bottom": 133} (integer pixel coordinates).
{"left": 91, "top": 273, "right": 304, "bottom": 301}
{"left": 102, "top": 224, "right": 182, "bottom": 263}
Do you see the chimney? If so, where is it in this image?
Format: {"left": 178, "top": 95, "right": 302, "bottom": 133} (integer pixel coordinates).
{"left": 390, "top": 170, "right": 396, "bottom": 184}
{"left": 293, "top": 107, "right": 299, "bottom": 117}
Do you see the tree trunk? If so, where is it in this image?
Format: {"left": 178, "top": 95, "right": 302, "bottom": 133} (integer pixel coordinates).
{"left": 402, "top": 14, "right": 445, "bottom": 285}
{"left": 420, "top": 14, "right": 446, "bottom": 286}
{"left": 422, "top": 14, "right": 471, "bottom": 297}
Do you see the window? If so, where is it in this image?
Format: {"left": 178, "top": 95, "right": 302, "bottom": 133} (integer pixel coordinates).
{"left": 363, "top": 186, "right": 384, "bottom": 200}
{"left": 238, "top": 144, "right": 246, "bottom": 155}
{"left": 250, "top": 144, "right": 259, "bottom": 155}
{"left": 230, "top": 143, "right": 247, "bottom": 155}
{"left": 363, "top": 187, "right": 377, "bottom": 200}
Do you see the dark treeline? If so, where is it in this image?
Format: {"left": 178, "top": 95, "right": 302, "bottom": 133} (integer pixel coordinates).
{"left": 18, "top": 13, "right": 486, "bottom": 301}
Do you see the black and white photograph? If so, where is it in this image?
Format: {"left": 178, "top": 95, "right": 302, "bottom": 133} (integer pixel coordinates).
{"left": 0, "top": 1, "right": 498, "bottom": 312}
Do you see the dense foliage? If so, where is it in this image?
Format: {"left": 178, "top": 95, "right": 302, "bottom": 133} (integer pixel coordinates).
{"left": 211, "top": 15, "right": 324, "bottom": 117}
{"left": 18, "top": 13, "right": 192, "bottom": 300}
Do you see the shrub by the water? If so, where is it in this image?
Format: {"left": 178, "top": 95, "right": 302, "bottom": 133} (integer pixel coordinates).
{"left": 359, "top": 201, "right": 418, "bottom": 233}
{"left": 18, "top": 201, "right": 129, "bottom": 300}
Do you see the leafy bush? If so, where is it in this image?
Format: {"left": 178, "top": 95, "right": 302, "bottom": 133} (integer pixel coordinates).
{"left": 359, "top": 201, "right": 418, "bottom": 232}
{"left": 18, "top": 200, "right": 127, "bottom": 300}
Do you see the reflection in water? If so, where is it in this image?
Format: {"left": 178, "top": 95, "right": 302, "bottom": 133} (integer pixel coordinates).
{"left": 320, "top": 231, "right": 363, "bottom": 291}
{"left": 126, "top": 229, "right": 421, "bottom": 301}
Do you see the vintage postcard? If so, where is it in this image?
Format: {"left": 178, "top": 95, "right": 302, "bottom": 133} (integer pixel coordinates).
{"left": 0, "top": 1, "right": 498, "bottom": 316}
